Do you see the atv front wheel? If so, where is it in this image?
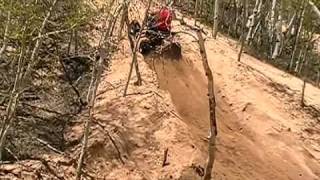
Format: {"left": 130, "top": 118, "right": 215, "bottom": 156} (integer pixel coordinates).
{"left": 139, "top": 39, "right": 153, "bottom": 55}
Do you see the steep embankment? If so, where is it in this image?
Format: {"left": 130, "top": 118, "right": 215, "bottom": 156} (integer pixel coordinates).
{"left": 170, "top": 14, "right": 320, "bottom": 179}
{"left": 69, "top": 5, "right": 320, "bottom": 180}
{"left": 86, "top": 13, "right": 320, "bottom": 178}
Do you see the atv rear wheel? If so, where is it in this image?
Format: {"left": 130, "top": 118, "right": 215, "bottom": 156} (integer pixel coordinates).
{"left": 162, "top": 42, "right": 182, "bottom": 60}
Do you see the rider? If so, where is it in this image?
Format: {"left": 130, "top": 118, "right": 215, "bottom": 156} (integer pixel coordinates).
{"left": 150, "top": 2, "right": 174, "bottom": 33}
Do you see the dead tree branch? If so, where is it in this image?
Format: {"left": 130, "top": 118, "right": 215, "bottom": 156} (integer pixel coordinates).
{"left": 35, "top": 138, "right": 63, "bottom": 154}
{"left": 162, "top": 148, "right": 169, "bottom": 167}
{"left": 196, "top": 30, "right": 218, "bottom": 180}
{"left": 123, "top": 0, "right": 153, "bottom": 96}
{"left": 76, "top": 48, "right": 105, "bottom": 180}
{"left": 308, "top": 1, "right": 320, "bottom": 22}
{"left": 0, "top": 0, "right": 13, "bottom": 59}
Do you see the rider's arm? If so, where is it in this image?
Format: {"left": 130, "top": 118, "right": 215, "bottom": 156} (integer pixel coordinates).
{"left": 164, "top": 14, "right": 170, "bottom": 29}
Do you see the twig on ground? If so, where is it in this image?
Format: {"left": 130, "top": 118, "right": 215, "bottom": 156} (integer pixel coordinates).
{"left": 35, "top": 138, "right": 63, "bottom": 154}
{"left": 5, "top": 147, "right": 19, "bottom": 161}
{"left": 93, "top": 120, "right": 125, "bottom": 164}
{"left": 162, "top": 148, "right": 169, "bottom": 167}
{"left": 170, "top": 110, "right": 183, "bottom": 120}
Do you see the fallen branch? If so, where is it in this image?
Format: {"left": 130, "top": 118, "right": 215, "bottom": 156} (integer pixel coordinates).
{"left": 21, "top": 102, "right": 68, "bottom": 116}
{"left": 5, "top": 147, "right": 18, "bottom": 161}
{"left": 170, "top": 110, "right": 183, "bottom": 121}
{"left": 35, "top": 138, "right": 63, "bottom": 154}
{"left": 57, "top": 53, "right": 86, "bottom": 107}
{"left": 196, "top": 30, "right": 218, "bottom": 180}
{"left": 32, "top": 23, "right": 78, "bottom": 41}
{"left": 162, "top": 148, "right": 169, "bottom": 167}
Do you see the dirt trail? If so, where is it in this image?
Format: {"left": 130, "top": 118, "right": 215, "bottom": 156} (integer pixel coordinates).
{"left": 170, "top": 15, "right": 320, "bottom": 179}
{"left": 82, "top": 7, "right": 320, "bottom": 180}
{"left": 145, "top": 49, "right": 320, "bottom": 179}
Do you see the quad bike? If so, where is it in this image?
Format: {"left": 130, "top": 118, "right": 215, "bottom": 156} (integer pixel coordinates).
{"left": 129, "top": 15, "right": 182, "bottom": 59}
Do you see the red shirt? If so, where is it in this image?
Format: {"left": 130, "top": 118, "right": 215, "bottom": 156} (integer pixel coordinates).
{"left": 156, "top": 7, "right": 172, "bottom": 31}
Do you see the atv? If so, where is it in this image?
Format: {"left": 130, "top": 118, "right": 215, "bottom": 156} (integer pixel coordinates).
{"left": 129, "top": 15, "right": 182, "bottom": 59}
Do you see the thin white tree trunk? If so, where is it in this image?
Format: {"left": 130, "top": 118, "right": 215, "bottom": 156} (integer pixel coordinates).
{"left": 301, "top": 79, "right": 306, "bottom": 107}
{"left": 251, "top": 20, "right": 261, "bottom": 41}
{"left": 317, "top": 71, "right": 320, "bottom": 87}
{"left": 294, "top": 49, "right": 303, "bottom": 72}
{"left": 286, "top": 13, "right": 297, "bottom": 36}
{"left": 76, "top": 49, "right": 104, "bottom": 180}
{"left": 308, "top": 1, "right": 320, "bottom": 21}
{"left": 298, "top": 45, "right": 308, "bottom": 74}
{"left": 195, "top": 0, "right": 199, "bottom": 17}
{"left": 246, "top": 0, "right": 261, "bottom": 42}
{"left": 279, "top": 12, "right": 296, "bottom": 55}
{"left": 237, "top": 0, "right": 248, "bottom": 62}
{"left": 272, "top": 0, "right": 283, "bottom": 59}
{"left": 24, "top": 0, "right": 59, "bottom": 80}
{"left": 289, "top": 2, "right": 305, "bottom": 71}
{"left": 0, "top": 26, "right": 27, "bottom": 160}
{"left": 268, "top": 0, "right": 277, "bottom": 58}
{"left": 270, "top": 0, "right": 277, "bottom": 34}
{"left": 0, "top": 0, "right": 13, "bottom": 59}
{"left": 212, "top": 0, "right": 220, "bottom": 38}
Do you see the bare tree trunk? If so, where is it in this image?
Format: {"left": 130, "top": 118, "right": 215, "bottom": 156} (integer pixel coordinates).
{"left": 199, "top": 0, "right": 204, "bottom": 18}
{"left": 246, "top": 0, "right": 261, "bottom": 42}
{"left": 110, "top": 6, "right": 124, "bottom": 37}
{"left": 317, "top": 71, "right": 320, "bottom": 87}
{"left": 279, "top": 12, "right": 296, "bottom": 56}
{"left": 289, "top": 1, "right": 305, "bottom": 71}
{"left": 269, "top": 0, "right": 277, "bottom": 39}
{"left": 118, "top": 0, "right": 129, "bottom": 40}
{"left": 195, "top": 0, "right": 200, "bottom": 17}
{"left": 212, "top": 0, "right": 220, "bottom": 38}
{"left": 300, "top": 33, "right": 311, "bottom": 107}
{"left": 123, "top": 0, "right": 153, "bottom": 96}
{"left": 234, "top": 0, "right": 239, "bottom": 36}
{"left": 298, "top": 42, "right": 309, "bottom": 74}
{"left": 272, "top": 0, "right": 282, "bottom": 59}
{"left": 74, "top": 29, "right": 79, "bottom": 55}
{"left": 237, "top": 0, "right": 248, "bottom": 62}
{"left": 301, "top": 80, "right": 306, "bottom": 107}
{"left": 24, "top": 0, "right": 59, "bottom": 79}
{"left": 308, "top": 1, "right": 320, "bottom": 21}
{"left": 76, "top": 49, "right": 105, "bottom": 180}
{"left": 284, "top": 13, "right": 296, "bottom": 36}
{"left": 251, "top": 19, "right": 261, "bottom": 41}
{"left": 67, "top": 32, "right": 73, "bottom": 56}
{"left": 0, "top": 0, "right": 13, "bottom": 60}
{"left": 0, "top": 40, "right": 26, "bottom": 161}
{"left": 295, "top": 49, "right": 303, "bottom": 73}
{"left": 196, "top": 30, "right": 218, "bottom": 180}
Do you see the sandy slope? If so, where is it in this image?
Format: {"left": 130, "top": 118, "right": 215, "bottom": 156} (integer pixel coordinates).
{"left": 170, "top": 14, "right": 320, "bottom": 179}
{"left": 85, "top": 11, "right": 320, "bottom": 179}
{"left": 87, "top": 8, "right": 320, "bottom": 179}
